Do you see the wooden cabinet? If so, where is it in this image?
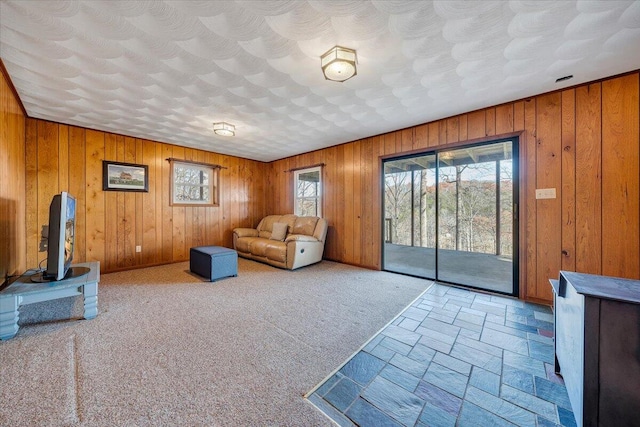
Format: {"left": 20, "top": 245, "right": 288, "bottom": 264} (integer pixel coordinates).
{"left": 551, "top": 271, "right": 640, "bottom": 427}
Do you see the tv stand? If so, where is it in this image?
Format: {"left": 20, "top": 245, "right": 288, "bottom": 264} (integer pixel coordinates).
{"left": 30, "top": 266, "right": 91, "bottom": 283}
{"left": 0, "top": 262, "right": 99, "bottom": 340}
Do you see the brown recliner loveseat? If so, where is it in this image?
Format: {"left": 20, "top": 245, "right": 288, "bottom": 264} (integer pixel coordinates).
{"left": 232, "top": 214, "right": 328, "bottom": 270}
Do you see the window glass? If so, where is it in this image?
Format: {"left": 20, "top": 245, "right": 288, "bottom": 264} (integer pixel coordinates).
{"left": 294, "top": 166, "right": 322, "bottom": 217}
{"left": 171, "top": 161, "right": 219, "bottom": 206}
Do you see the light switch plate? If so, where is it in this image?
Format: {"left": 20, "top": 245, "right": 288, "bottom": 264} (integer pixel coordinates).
{"left": 135, "top": 245, "right": 142, "bottom": 252}
{"left": 536, "top": 188, "right": 556, "bottom": 199}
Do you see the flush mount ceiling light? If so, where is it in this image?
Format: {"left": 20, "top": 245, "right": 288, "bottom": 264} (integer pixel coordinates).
{"left": 213, "top": 122, "right": 235, "bottom": 136}
{"left": 321, "top": 46, "right": 357, "bottom": 82}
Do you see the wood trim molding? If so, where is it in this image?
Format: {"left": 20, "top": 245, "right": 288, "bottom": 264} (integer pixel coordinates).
{"left": 285, "top": 163, "right": 325, "bottom": 173}
{"left": 166, "top": 157, "right": 226, "bottom": 169}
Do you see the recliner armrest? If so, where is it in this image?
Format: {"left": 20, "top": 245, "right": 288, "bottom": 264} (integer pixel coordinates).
{"left": 285, "top": 234, "right": 318, "bottom": 243}
{"left": 233, "top": 228, "right": 259, "bottom": 238}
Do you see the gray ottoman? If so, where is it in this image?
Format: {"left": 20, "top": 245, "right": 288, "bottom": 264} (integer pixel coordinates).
{"left": 190, "top": 246, "right": 238, "bottom": 281}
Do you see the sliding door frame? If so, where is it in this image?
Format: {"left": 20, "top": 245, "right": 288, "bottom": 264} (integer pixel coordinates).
{"left": 380, "top": 132, "right": 524, "bottom": 298}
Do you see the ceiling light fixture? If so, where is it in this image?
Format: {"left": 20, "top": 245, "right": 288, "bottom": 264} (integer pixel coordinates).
{"left": 213, "top": 122, "right": 235, "bottom": 136}
{"left": 321, "top": 46, "right": 357, "bottom": 82}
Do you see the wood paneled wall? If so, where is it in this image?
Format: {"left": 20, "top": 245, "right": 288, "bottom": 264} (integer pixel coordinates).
{"left": 267, "top": 72, "right": 640, "bottom": 303}
{"left": 25, "top": 120, "right": 268, "bottom": 273}
{"left": 0, "top": 63, "right": 26, "bottom": 284}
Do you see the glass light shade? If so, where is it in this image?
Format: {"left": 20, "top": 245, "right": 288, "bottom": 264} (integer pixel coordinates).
{"left": 321, "top": 46, "right": 357, "bottom": 82}
{"left": 213, "top": 122, "right": 235, "bottom": 136}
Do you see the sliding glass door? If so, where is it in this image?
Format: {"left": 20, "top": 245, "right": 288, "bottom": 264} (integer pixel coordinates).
{"left": 383, "top": 140, "right": 517, "bottom": 295}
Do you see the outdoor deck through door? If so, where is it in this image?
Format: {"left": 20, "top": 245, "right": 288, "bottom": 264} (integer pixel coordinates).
{"left": 383, "top": 139, "right": 518, "bottom": 295}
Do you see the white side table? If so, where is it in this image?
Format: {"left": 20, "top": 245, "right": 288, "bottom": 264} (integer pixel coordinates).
{"left": 0, "top": 261, "right": 100, "bottom": 340}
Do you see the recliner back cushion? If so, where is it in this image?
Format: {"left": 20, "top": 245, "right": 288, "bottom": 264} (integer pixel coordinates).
{"left": 293, "top": 217, "right": 319, "bottom": 236}
{"left": 258, "top": 215, "right": 282, "bottom": 238}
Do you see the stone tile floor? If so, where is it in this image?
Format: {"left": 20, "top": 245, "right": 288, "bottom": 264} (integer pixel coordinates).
{"left": 308, "top": 283, "right": 576, "bottom": 427}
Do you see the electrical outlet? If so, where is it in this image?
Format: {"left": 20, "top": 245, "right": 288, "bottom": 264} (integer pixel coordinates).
{"left": 535, "top": 188, "right": 556, "bottom": 199}
{"left": 135, "top": 245, "right": 142, "bottom": 253}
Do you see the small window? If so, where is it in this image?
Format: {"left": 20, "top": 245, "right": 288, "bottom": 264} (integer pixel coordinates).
{"left": 170, "top": 160, "right": 219, "bottom": 206}
{"left": 294, "top": 166, "right": 322, "bottom": 217}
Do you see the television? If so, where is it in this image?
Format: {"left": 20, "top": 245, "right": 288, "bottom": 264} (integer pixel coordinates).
{"left": 32, "top": 192, "right": 88, "bottom": 282}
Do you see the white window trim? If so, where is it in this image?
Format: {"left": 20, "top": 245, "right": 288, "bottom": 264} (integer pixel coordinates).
{"left": 294, "top": 166, "right": 322, "bottom": 217}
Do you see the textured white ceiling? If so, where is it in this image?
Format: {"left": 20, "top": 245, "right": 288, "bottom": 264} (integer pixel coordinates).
{"left": 1, "top": 1, "right": 639, "bottom": 162}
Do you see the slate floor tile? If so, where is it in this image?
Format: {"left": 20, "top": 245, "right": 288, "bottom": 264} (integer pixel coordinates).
{"left": 309, "top": 283, "right": 572, "bottom": 427}
{"left": 537, "top": 415, "right": 562, "bottom": 427}
{"left": 502, "top": 364, "right": 535, "bottom": 394}
{"left": 465, "top": 386, "right": 537, "bottom": 427}
{"left": 416, "top": 324, "right": 456, "bottom": 345}
{"left": 456, "top": 335, "right": 503, "bottom": 357}
{"left": 484, "top": 320, "right": 528, "bottom": 338}
{"left": 457, "top": 328, "right": 481, "bottom": 340}
{"left": 389, "top": 353, "right": 429, "bottom": 378}
{"left": 534, "top": 311, "right": 554, "bottom": 323}
{"left": 417, "top": 334, "right": 453, "bottom": 354}
{"left": 380, "top": 336, "right": 413, "bottom": 356}
{"left": 527, "top": 318, "right": 554, "bottom": 332}
{"left": 368, "top": 343, "right": 397, "bottom": 362}
{"left": 324, "top": 377, "right": 362, "bottom": 412}
{"left": 481, "top": 327, "right": 530, "bottom": 355}
{"left": 453, "top": 318, "right": 484, "bottom": 333}
{"left": 340, "top": 351, "right": 386, "bottom": 386}
{"left": 528, "top": 340, "right": 554, "bottom": 364}
{"left": 443, "top": 302, "right": 466, "bottom": 312}
{"left": 458, "top": 401, "right": 517, "bottom": 427}
{"left": 527, "top": 331, "right": 554, "bottom": 346}
{"left": 420, "top": 318, "right": 461, "bottom": 337}
{"left": 460, "top": 306, "right": 488, "bottom": 318}
{"left": 407, "top": 343, "right": 436, "bottom": 365}
{"left": 418, "top": 402, "right": 456, "bottom": 427}
{"left": 414, "top": 380, "right": 462, "bottom": 416}
{"left": 486, "top": 313, "right": 506, "bottom": 324}
{"left": 432, "top": 306, "right": 460, "bottom": 317}
{"left": 500, "top": 384, "right": 558, "bottom": 422}
{"left": 469, "top": 366, "right": 500, "bottom": 396}
{"left": 346, "top": 397, "right": 404, "bottom": 427}
{"left": 557, "top": 407, "right": 577, "bottom": 427}
{"left": 422, "top": 294, "right": 449, "bottom": 305}
{"left": 504, "top": 320, "right": 539, "bottom": 334}
{"left": 363, "top": 334, "right": 385, "bottom": 352}
{"left": 492, "top": 296, "right": 526, "bottom": 308}
{"left": 534, "top": 377, "right": 571, "bottom": 410}
{"left": 362, "top": 376, "right": 425, "bottom": 426}
{"left": 427, "top": 311, "right": 456, "bottom": 324}
{"left": 380, "top": 363, "right": 421, "bottom": 392}
{"left": 382, "top": 324, "right": 422, "bottom": 346}
{"left": 423, "top": 362, "right": 469, "bottom": 398}
{"left": 398, "top": 317, "right": 421, "bottom": 331}
{"left": 449, "top": 342, "right": 502, "bottom": 374}
{"left": 503, "top": 350, "right": 547, "bottom": 378}
{"left": 316, "top": 372, "right": 342, "bottom": 397}
{"left": 403, "top": 306, "right": 430, "bottom": 322}
{"left": 456, "top": 310, "right": 485, "bottom": 326}
{"left": 471, "top": 301, "right": 506, "bottom": 316}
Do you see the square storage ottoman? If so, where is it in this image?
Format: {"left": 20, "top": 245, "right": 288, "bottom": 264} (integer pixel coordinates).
{"left": 190, "top": 246, "right": 238, "bottom": 281}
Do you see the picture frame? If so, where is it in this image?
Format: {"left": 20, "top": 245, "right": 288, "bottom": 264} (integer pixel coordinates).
{"left": 102, "top": 161, "right": 149, "bottom": 192}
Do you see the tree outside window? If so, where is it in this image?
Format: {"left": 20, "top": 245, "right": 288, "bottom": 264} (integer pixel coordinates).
{"left": 170, "top": 160, "right": 219, "bottom": 206}
{"left": 294, "top": 166, "right": 322, "bottom": 217}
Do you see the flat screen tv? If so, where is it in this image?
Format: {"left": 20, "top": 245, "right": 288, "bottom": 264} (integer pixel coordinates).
{"left": 44, "top": 191, "right": 76, "bottom": 281}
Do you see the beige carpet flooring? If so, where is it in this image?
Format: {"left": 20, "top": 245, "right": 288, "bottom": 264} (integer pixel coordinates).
{"left": 0, "top": 259, "right": 431, "bottom": 426}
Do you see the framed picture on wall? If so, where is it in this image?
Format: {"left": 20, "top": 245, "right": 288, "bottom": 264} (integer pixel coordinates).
{"left": 102, "top": 161, "right": 149, "bottom": 192}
